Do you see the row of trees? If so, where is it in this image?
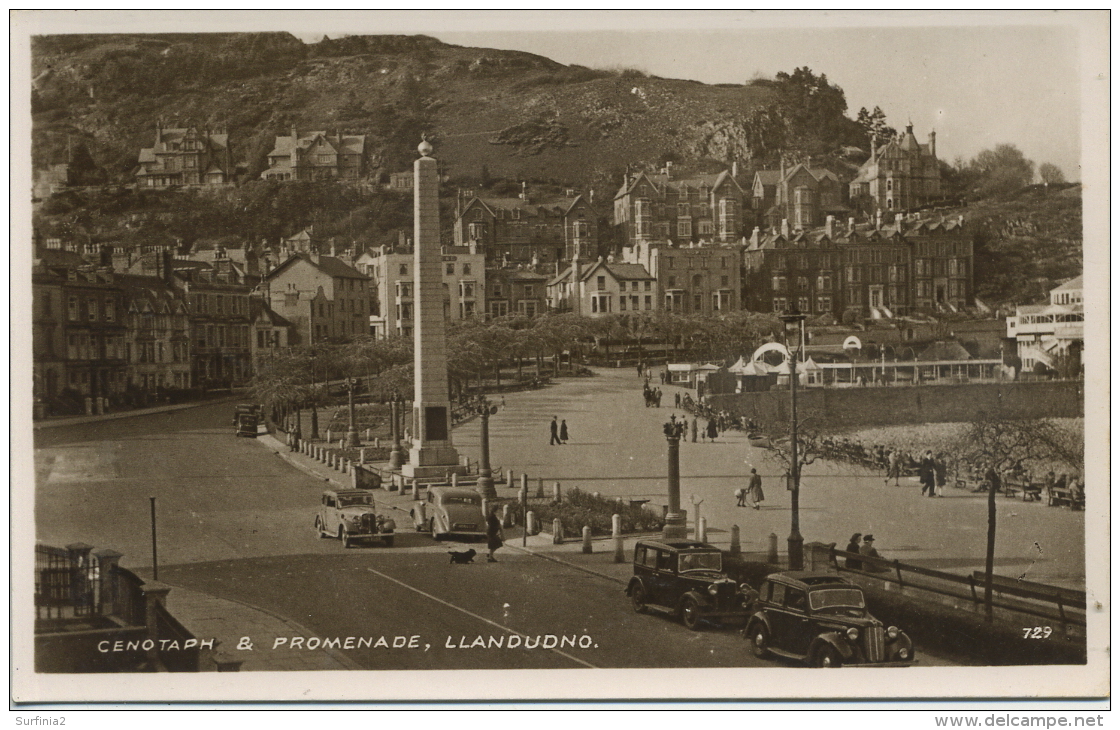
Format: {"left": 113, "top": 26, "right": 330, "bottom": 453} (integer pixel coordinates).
{"left": 249, "top": 310, "right": 785, "bottom": 427}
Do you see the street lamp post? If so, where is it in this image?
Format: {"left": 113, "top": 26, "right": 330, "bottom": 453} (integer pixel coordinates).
{"left": 345, "top": 378, "right": 361, "bottom": 447}
{"left": 780, "top": 309, "right": 808, "bottom": 570}
{"left": 388, "top": 395, "right": 405, "bottom": 469}
{"left": 474, "top": 395, "right": 497, "bottom": 499}
{"left": 662, "top": 414, "right": 688, "bottom": 540}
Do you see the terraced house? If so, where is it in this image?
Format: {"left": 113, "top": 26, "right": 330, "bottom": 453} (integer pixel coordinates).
{"left": 171, "top": 258, "right": 254, "bottom": 388}
{"left": 261, "top": 128, "right": 367, "bottom": 181}
{"left": 264, "top": 252, "right": 371, "bottom": 345}
{"left": 453, "top": 189, "right": 601, "bottom": 266}
{"left": 135, "top": 124, "right": 233, "bottom": 188}
{"left": 743, "top": 215, "right": 972, "bottom": 319}
{"left": 119, "top": 274, "right": 193, "bottom": 392}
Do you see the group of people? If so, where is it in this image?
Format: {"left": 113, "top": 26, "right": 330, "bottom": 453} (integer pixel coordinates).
{"left": 642, "top": 382, "right": 663, "bottom": 408}
{"left": 842, "top": 532, "right": 887, "bottom": 572}
{"left": 548, "top": 415, "right": 570, "bottom": 445}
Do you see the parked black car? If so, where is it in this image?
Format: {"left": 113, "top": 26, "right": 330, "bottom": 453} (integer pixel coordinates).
{"left": 626, "top": 540, "right": 756, "bottom": 630}
{"left": 743, "top": 571, "right": 915, "bottom": 667}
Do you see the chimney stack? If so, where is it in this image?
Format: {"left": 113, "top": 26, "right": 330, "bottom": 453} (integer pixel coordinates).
{"left": 928, "top": 130, "right": 937, "bottom": 158}
{"left": 848, "top": 217, "right": 856, "bottom": 234}
{"left": 875, "top": 210, "right": 882, "bottom": 229}
{"left": 870, "top": 134, "right": 877, "bottom": 161}
{"left": 732, "top": 159, "right": 739, "bottom": 178}
{"left": 781, "top": 219, "right": 790, "bottom": 239}
{"left": 825, "top": 215, "right": 835, "bottom": 240}
{"left": 520, "top": 181, "right": 527, "bottom": 201}
{"left": 750, "top": 226, "right": 760, "bottom": 247}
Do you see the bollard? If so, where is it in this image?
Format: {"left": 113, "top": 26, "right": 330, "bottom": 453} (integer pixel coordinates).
{"left": 697, "top": 516, "right": 707, "bottom": 543}
{"left": 360, "top": 448, "right": 366, "bottom": 464}
{"left": 553, "top": 518, "right": 564, "bottom": 545}
{"left": 411, "top": 480, "right": 419, "bottom": 500}
{"left": 501, "top": 504, "right": 512, "bottom": 528}
{"left": 536, "top": 477, "right": 544, "bottom": 499}
{"left": 582, "top": 526, "right": 593, "bottom": 554}
{"left": 553, "top": 482, "right": 562, "bottom": 503}
{"left": 526, "top": 511, "right": 537, "bottom": 536}
{"left": 451, "top": 472, "right": 458, "bottom": 489}
{"left": 612, "top": 514, "right": 625, "bottom": 563}
{"left": 730, "top": 525, "right": 741, "bottom": 556}
{"left": 96, "top": 397, "right": 105, "bottom": 415}
{"left": 374, "top": 437, "right": 381, "bottom": 449}
{"left": 327, "top": 430, "right": 332, "bottom": 443}
{"left": 506, "top": 469, "right": 514, "bottom": 486}
{"left": 84, "top": 397, "right": 93, "bottom": 416}
{"left": 520, "top": 473, "right": 528, "bottom": 492}
{"left": 366, "top": 428, "right": 372, "bottom": 441}
{"left": 767, "top": 533, "right": 779, "bottom": 564}
{"left": 327, "top": 452, "right": 334, "bottom": 468}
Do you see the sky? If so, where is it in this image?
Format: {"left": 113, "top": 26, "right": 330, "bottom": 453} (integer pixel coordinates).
{"left": 16, "top": 10, "right": 1103, "bottom": 180}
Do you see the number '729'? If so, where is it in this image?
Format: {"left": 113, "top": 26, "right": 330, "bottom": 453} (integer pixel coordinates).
{"left": 1022, "top": 627, "right": 1053, "bottom": 639}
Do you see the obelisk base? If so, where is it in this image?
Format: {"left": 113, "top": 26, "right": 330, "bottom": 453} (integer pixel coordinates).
{"left": 401, "top": 445, "right": 467, "bottom": 480}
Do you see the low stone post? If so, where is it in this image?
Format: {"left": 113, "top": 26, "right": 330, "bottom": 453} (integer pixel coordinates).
{"left": 697, "top": 516, "right": 708, "bottom": 543}
{"left": 506, "top": 469, "right": 514, "bottom": 486}
{"left": 552, "top": 519, "right": 564, "bottom": 545}
{"left": 520, "top": 473, "right": 528, "bottom": 492}
{"left": 85, "top": 397, "right": 93, "bottom": 416}
{"left": 553, "top": 482, "right": 562, "bottom": 503}
{"left": 767, "top": 532, "right": 779, "bottom": 564}
{"left": 326, "top": 429, "right": 332, "bottom": 443}
{"left": 96, "top": 397, "right": 105, "bottom": 415}
{"left": 359, "top": 448, "right": 367, "bottom": 464}
{"left": 526, "top": 510, "right": 537, "bottom": 535}
{"left": 92, "top": 548, "right": 123, "bottom": 616}
{"left": 612, "top": 514, "right": 625, "bottom": 563}
{"left": 375, "top": 437, "right": 381, "bottom": 449}
{"left": 411, "top": 480, "right": 419, "bottom": 500}
{"left": 581, "top": 526, "right": 593, "bottom": 554}
{"left": 730, "top": 525, "right": 741, "bottom": 556}
{"left": 501, "top": 503, "right": 512, "bottom": 528}
{"left": 365, "top": 428, "right": 372, "bottom": 441}
{"left": 536, "top": 477, "right": 545, "bottom": 499}
{"left": 451, "top": 472, "right": 458, "bottom": 488}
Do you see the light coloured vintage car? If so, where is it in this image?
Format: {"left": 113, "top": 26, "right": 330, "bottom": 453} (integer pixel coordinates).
{"left": 315, "top": 489, "right": 395, "bottom": 548}
{"left": 410, "top": 486, "right": 486, "bottom": 540}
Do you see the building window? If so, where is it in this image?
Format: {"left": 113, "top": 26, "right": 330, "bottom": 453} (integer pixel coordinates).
{"left": 619, "top": 297, "right": 627, "bottom": 311}
{"left": 665, "top": 257, "right": 674, "bottom": 269}
{"left": 644, "top": 295, "right": 652, "bottom": 310}
{"left": 68, "top": 296, "right": 78, "bottom": 321}
{"left": 721, "top": 275, "right": 729, "bottom": 287}
{"left": 463, "top": 263, "right": 471, "bottom": 275}
{"left": 818, "top": 296, "right": 832, "bottom": 312}
{"left": 490, "top": 301, "right": 509, "bottom": 317}
{"left": 104, "top": 298, "right": 114, "bottom": 322}
{"left": 596, "top": 276, "right": 606, "bottom": 290}
{"left": 698, "top": 220, "right": 713, "bottom": 235}
{"left": 798, "top": 276, "right": 809, "bottom": 291}
{"left": 446, "top": 263, "right": 455, "bottom": 275}
{"left": 772, "top": 297, "right": 787, "bottom": 312}
{"left": 399, "top": 264, "right": 408, "bottom": 276}
{"left": 667, "top": 276, "right": 677, "bottom": 288}
{"left": 644, "top": 281, "right": 652, "bottom": 291}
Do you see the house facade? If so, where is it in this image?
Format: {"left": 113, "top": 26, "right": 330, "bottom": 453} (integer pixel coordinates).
{"left": 261, "top": 129, "right": 367, "bottom": 181}
{"left": 849, "top": 125, "right": 942, "bottom": 213}
{"left": 613, "top": 168, "right": 746, "bottom": 248}
{"left": 250, "top": 299, "right": 292, "bottom": 371}
{"left": 486, "top": 268, "right": 549, "bottom": 318}
{"left": 264, "top": 253, "right": 371, "bottom": 345}
{"left": 623, "top": 239, "right": 741, "bottom": 315}
{"left": 136, "top": 124, "right": 233, "bottom": 188}
{"left": 171, "top": 260, "right": 254, "bottom": 387}
{"left": 453, "top": 190, "right": 599, "bottom": 266}
{"left": 119, "top": 274, "right": 193, "bottom": 392}
{"left": 743, "top": 215, "right": 973, "bottom": 319}
{"left": 764, "top": 162, "right": 846, "bottom": 231}
{"left": 547, "top": 259, "right": 657, "bottom": 318}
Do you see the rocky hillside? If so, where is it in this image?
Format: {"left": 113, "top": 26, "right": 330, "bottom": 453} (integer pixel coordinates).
{"left": 31, "top": 32, "right": 797, "bottom": 189}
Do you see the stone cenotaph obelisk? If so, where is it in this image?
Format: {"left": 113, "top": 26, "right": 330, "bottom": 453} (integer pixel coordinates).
{"left": 402, "top": 138, "right": 466, "bottom": 480}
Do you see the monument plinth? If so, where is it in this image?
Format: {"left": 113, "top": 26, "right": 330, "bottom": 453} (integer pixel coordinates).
{"left": 403, "top": 139, "right": 466, "bottom": 480}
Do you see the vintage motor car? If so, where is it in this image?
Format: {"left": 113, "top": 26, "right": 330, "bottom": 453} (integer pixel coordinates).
{"left": 743, "top": 571, "right": 915, "bottom": 667}
{"left": 233, "top": 404, "right": 261, "bottom": 437}
{"left": 625, "top": 540, "right": 756, "bottom": 630}
{"left": 410, "top": 487, "right": 486, "bottom": 540}
{"left": 315, "top": 489, "right": 396, "bottom": 548}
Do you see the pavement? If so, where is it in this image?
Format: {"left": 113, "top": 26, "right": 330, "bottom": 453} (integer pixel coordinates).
{"left": 33, "top": 395, "right": 240, "bottom": 429}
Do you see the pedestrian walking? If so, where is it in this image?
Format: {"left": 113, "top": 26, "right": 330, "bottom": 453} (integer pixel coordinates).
{"left": 706, "top": 418, "right": 718, "bottom": 442}
{"left": 549, "top": 416, "right": 561, "bottom": 445}
{"left": 844, "top": 533, "right": 863, "bottom": 570}
{"left": 934, "top": 453, "right": 947, "bottom": 497}
{"left": 748, "top": 468, "right": 765, "bottom": 509}
{"left": 920, "top": 450, "right": 936, "bottom": 497}
{"left": 690, "top": 416, "right": 698, "bottom": 443}
{"left": 486, "top": 507, "right": 504, "bottom": 563}
{"left": 559, "top": 419, "right": 569, "bottom": 443}
{"left": 655, "top": 387, "right": 662, "bottom": 407}
{"left": 674, "top": 392, "right": 681, "bottom": 408}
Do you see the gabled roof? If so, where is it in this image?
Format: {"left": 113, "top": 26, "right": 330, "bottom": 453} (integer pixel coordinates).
{"left": 268, "top": 131, "right": 366, "bottom": 159}
{"left": 753, "top": 170, "right": 781, "bottom": 187}
{"left": 578, "top": 260, "right": 654, "bottom": 283}
{"left": 1052, "top": 275, "right": 1083, "bottom": 292}
{"left": 458, "top": 195, "right": 578, "bottom": 221}
{"left": 264, "top": 253, "right": 368, "bottom": 281}
{"left": 250, "top": 298, "right": 292, "bottom": 327}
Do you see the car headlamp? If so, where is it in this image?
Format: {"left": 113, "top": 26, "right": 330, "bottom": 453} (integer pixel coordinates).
{"left": 708, "top": 585, "right": 719, "bottom": 596}
{"left": 897, "top": 647, "right": 909, "bottom": 660}
{"left": 886, "top": 626, "right": 900, "bottom": 640}
{"left": 846, "top": 627, "right": 859, "bottom": 641}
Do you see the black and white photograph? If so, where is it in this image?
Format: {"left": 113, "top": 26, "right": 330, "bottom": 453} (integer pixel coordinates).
{"left": 11, "top": 9, "right": 1109, "bottom": 709}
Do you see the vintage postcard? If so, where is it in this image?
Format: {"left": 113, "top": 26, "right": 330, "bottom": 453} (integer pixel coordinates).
{"left": 11, "top": 10, "right": 1109, "bottom": 706}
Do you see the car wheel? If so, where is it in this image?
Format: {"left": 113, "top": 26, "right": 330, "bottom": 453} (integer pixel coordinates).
{"left": 382, "top": 535, "right": 394, "bottom": 548}
{"left": 340, "top": 527, "right": 351, "bottom": 549}
{"left": 630, "top": 584, "right": 648, "bottom": 614}
{"left": 812, "top": 644, "right": 843, "bottom": 668}
{"left": 314, "top": 516, "right": 327, "bottom": 538}
{"left": 680, "top": 596, "right": 703, "bottom": 631}
{"left": 747, "top": 621, "right": 772, "bottom": 659}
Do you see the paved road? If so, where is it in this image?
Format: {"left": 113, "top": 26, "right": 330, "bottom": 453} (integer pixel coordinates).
{"left": 454, "top": 368, "right": 1086, "bottom": 590}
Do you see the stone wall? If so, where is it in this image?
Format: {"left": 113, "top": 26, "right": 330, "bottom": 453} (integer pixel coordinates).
{"left": 710, "top": 380, "right": 1083, "bottom": 432}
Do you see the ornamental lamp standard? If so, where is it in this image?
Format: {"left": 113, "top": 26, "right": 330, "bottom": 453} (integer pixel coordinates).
{"left": 345, "top": 377, "right": 361, "bottom": 448}
{"left": 779, "top": 308, "right": 808, "bottom": 570}
{"left": 473, "top": 395, "right": 498, "bottom": 499}
{"left": 388, "top": 391, "right": 405, "bottom": 469}
{"left": 662, "top": 414, "right": 689, "bottom": 540}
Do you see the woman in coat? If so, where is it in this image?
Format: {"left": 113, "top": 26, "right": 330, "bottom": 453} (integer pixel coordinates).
{"left": 706, "top": 418, "right": 718, "bottom": 442}
{"left": 844, "top": 533, "right": 863, "bottom": 570}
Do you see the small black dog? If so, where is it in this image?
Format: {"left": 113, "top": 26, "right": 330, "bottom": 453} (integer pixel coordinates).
{"left": 448, "top": 548, "right": 477, "bottom": 565}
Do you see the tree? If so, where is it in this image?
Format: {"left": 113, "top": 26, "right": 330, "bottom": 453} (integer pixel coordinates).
{"left": 968, "top": 144, "right": 1035, "bottom": 197}
{"left": 855, "top": 106, "right": 897, "bottom": 148}
{"left": 1038, "top": 162, "right": 1066, "bottom": 185}
{"left": 952, "top": 412, "right": 1081, "bottom": 617}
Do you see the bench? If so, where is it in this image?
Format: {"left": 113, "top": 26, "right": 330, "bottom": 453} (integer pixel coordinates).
{"left": 1047, "top": 487, "right": 1085, "bottom": 510}
{"left": 1003, "top": 480, "right": 1042, "bottom": 501}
